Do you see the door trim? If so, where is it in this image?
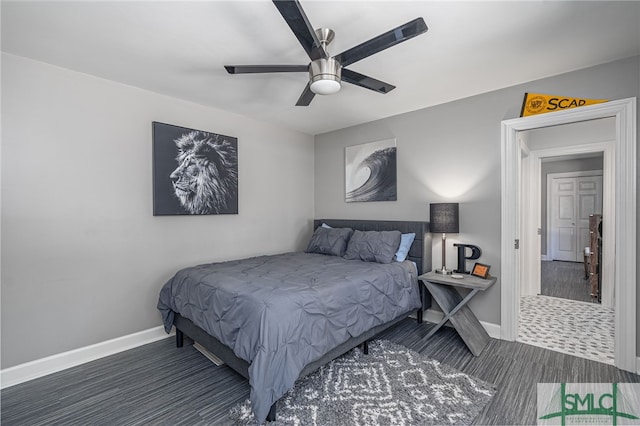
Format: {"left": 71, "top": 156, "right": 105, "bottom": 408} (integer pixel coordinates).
{"left": 500, "top": 97, "right": 636, "bottom": 372}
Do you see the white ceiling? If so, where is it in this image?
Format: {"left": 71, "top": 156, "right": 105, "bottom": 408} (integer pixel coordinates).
{"left": 2, "top": 1, "right": 639, "bottom": 135}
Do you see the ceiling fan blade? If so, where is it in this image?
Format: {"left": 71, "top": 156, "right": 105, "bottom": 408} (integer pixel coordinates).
{"left": 295, "top": 82, "right": 316, "bottom": 106}
{"left": 341, "top": 69, "right": 396, "bottom": 94}
{"left": 272, "top": 0, "right": 327, "bottom": 61}
{"left": 225, "top": 65, "right": 308, "bottom": 74}
{"left": 334, "top": 17, "right": 428, "bottom": 67}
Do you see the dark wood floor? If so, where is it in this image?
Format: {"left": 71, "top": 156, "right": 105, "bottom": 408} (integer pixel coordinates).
{"left": 540, "top": 260, "right": 596, "bottom": 303}
{"left": 2, "top": 318, "right": 638, "bottom": 425}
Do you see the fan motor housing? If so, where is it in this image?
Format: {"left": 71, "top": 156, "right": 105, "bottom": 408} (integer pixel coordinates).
{"left": 309, "top": 57, "right": 341, "bottom": 85}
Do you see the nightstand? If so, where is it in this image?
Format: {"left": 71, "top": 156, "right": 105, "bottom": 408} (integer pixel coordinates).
{"left": 418, "top": 271, "right": 497, "bottom": 356}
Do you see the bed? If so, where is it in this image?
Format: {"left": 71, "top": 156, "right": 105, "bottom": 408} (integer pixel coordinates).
{"left": 157, "top": 219, "right": 432, "bottom": 423}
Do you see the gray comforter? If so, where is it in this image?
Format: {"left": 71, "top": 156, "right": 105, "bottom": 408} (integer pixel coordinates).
{"left": 157, "top": 252, "right": 421, "bottom": 423}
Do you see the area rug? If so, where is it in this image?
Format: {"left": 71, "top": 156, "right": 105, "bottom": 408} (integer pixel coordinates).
{"left": 228, "top": 340, "right": 496, "bottom": 425}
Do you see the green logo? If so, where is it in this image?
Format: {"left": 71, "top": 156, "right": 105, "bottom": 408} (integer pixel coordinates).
{"left": 538, "top": 383, "right": 640, "bottom": 425}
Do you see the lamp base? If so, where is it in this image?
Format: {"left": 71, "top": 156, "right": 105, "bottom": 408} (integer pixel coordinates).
{"left": 435, "top": 267, "right": 452, "bottom": 275}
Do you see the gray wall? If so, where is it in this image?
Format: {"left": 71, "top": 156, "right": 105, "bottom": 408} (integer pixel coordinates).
{"left": 2, "top": 52, "right": 638, "bottom": 368}
{"left": 540, "top": 156, "right": 604, "bottom": 256}
{"left": 314, "top": 56, "right": 639, "bottom": 347}
{"left": 1, "top": 54, "right": 315, "bottom": 368}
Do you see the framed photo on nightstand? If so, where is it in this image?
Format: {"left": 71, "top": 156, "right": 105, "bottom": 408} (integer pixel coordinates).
{"left": 471, "top": 262, "right": 491, "bottom": 279}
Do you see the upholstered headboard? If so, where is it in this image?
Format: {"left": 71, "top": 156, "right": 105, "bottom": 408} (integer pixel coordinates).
{"left": 313, "top": 219, "right": 432, "bottom": 276}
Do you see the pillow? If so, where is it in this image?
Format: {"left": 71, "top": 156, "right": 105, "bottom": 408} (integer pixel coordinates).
{"left": 343, "top": 230, "right": 402, "bottom": 264}
{"left": 321, "top": 222, "right": 333, "bottom": 229}
{"left": 395, "top": 232, "right": 416, "bottom": 262}
{"left": 305, "top": 226, "right": 353, "bottom": 257}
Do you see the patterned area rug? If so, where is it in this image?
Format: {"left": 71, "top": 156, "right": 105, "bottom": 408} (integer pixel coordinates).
{"left": 229, "top": 340, "right": 496, "bottom": 425}
{"left": 518, "top": 295, "right": 614, "bottom": 364}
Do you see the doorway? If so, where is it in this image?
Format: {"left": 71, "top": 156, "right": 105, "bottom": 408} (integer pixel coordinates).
{"left": 520, "top": 140, "right": 613, "bottom": 363}
{"left": 500, "top": 98, "right": 637, "bottom": 372}
{"left": 518, "top": 147, "right": 613, "bottom": 363}
{"left": 544, "top": 160, "right": 604, "bottom": 304}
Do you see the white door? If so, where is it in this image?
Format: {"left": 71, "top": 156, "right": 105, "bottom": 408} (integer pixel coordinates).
{"left": 551, "top": 175, "right": 602, "bottom": 262}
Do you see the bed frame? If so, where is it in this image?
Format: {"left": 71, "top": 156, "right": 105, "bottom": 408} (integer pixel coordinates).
{"left": 173, "top": 219, "right": 432, "bottom": 421}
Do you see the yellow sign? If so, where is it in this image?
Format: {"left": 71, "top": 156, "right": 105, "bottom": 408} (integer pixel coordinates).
{"left": 520, "top": 93, "right": 608, "bottom": 117}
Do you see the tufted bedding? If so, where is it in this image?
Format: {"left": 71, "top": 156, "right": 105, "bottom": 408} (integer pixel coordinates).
{"left": 157, "top": 251, "right": 421, "bottom": 423}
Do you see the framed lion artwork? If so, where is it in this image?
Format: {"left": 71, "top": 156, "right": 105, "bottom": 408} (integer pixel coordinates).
{"left": 152, "top": 122, "right": 238, "bottom": 215}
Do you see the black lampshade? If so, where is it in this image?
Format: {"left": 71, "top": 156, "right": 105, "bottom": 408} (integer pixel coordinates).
{"left": 430, "top": 203, "right": 459, "bottom": 234}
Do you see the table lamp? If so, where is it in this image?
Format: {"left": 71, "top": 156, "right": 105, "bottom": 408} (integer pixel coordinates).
{"left": 430, "top": 203, "right": 459, "bottom": 274}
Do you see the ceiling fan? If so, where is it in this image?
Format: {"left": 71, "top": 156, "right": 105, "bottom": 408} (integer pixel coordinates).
{"left": 224, "top": 0, "right": 428, "bottom": 106}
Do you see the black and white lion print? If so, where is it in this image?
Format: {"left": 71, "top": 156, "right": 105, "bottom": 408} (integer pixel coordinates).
{"left": 170, "top": 131, "right": 238, "bottom": 214}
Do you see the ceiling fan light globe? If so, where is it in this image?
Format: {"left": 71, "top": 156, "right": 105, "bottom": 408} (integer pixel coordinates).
{"left": 310, "top": 79, "right": 341, "bottom": 95}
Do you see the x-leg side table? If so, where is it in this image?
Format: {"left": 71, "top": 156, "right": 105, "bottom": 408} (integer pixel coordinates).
{"left": 418, "top": 271, "right": 497, "bottom": 356}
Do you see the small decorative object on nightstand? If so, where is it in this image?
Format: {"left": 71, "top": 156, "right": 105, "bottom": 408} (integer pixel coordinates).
{"left": 471, "top": 262, "right": 491, "bottom": 279}
{"left": 418, "top": 271, "right": 497, "bottom": 356}
{"left": 430, "top": 203, "right": 459, "bottom": 275}
{"left": 453, "top": 243, "right": 481, "bottom": 274}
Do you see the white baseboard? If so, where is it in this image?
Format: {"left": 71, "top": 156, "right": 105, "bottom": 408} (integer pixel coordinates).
{"left": 0, "top": 326, "right": 174, "bottom": 389}
{"left": 637, "top": 356, "right": 640, "bottom": 375}
{"left": 3, "top": 320, "right": 632, "bottom": 387}
{"left": 423, "top": 308, "right": 501, "bottom": 339}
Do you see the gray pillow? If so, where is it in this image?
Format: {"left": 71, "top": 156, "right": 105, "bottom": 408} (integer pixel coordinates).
{"left": 305, "top": 226, "right": 353, "bottom": 257}
{"left": 343, "top": 230, "right": 402, "bottom": 264}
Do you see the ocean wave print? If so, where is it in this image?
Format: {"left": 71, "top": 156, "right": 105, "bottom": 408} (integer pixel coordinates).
{"left": 346, "top": 147, "right": 397, "bottom": 202}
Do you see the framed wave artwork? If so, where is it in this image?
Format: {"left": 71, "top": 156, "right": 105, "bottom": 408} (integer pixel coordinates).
{"left": 345, "top": 139, "right": 397, "bottom": 202}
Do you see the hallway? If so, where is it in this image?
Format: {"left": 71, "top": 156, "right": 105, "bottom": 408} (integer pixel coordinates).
{"left": 540, "top": 260, "right": 596, "bottom": 303}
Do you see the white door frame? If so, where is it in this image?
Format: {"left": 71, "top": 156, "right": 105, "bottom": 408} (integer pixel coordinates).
{"left": 501, "top": 97, "right": 636, "bottom": 372}
{"left": 519, "top": 139, "right": 536, "bottom": 297}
